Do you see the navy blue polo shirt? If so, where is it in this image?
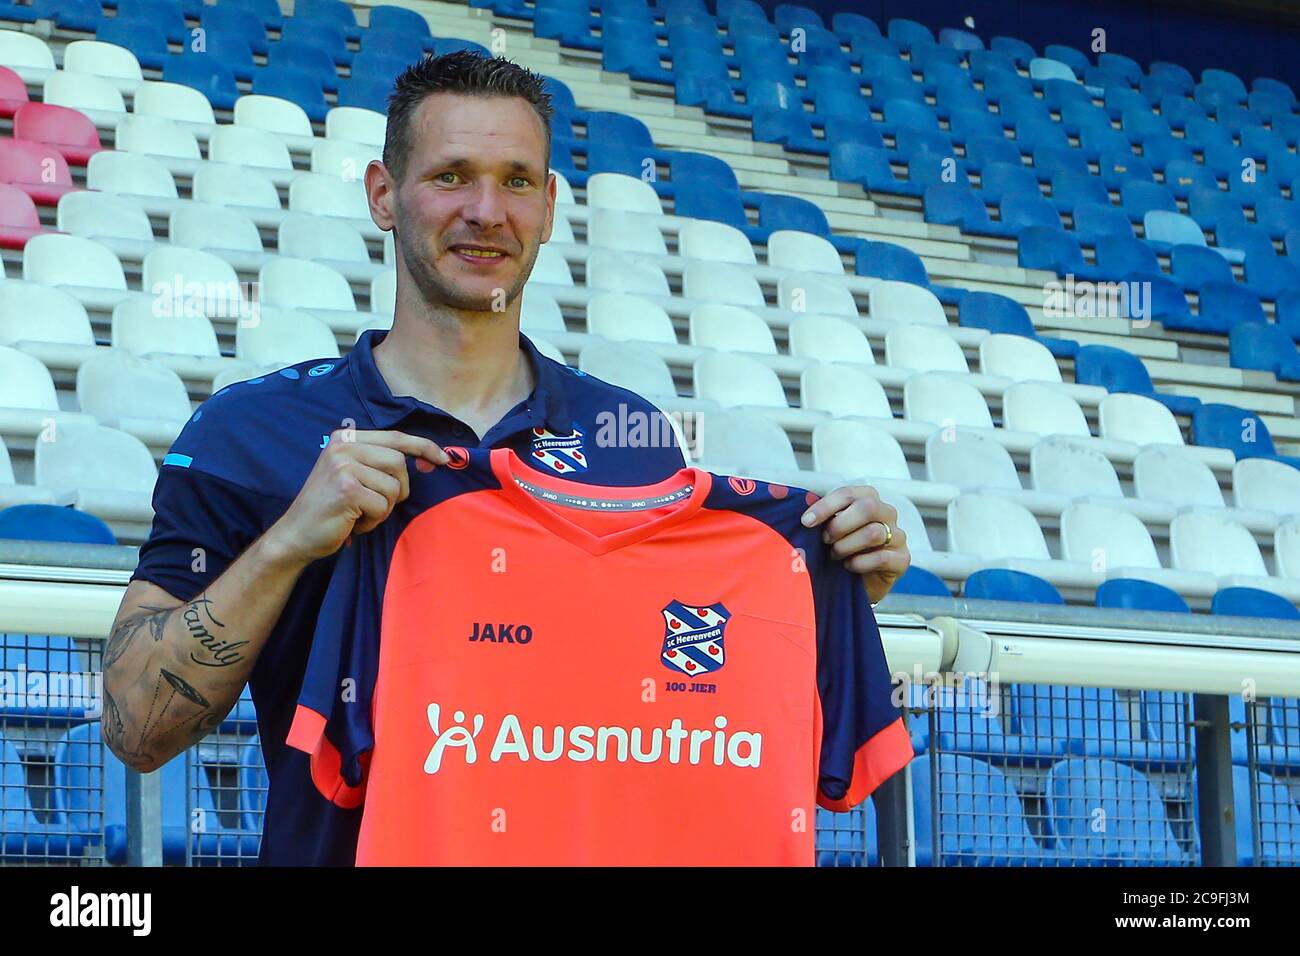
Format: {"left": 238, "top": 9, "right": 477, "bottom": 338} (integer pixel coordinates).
{"left": 130, "top": 328, "right": 687, "bottom": 865}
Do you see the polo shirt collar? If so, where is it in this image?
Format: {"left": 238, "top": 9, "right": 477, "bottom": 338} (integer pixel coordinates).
{"left": 348, "top": 327, "right": 573, "bottom": 436}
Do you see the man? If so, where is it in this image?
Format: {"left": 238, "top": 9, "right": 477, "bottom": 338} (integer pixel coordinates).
{"left": 104, "top": 51, "right": 911, "bottom": 865}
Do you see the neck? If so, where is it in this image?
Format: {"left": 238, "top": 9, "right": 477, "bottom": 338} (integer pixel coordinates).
{"left": 372, "top": 304, "right": 534, "bottom": 420}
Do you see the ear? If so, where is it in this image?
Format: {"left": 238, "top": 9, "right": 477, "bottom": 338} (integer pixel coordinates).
{"left": 365, "top": 159, "right": 397, "bottom": 232}
{"left": 540, "top": 170, "right": 556, "bottom": 244}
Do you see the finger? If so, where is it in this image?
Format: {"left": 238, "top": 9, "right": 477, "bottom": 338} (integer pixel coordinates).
{"left": 348, "top": 484, "right": 394, "bottom": 536}
{"left": 844, "top": 546, "right": 910, "bottom": 578}
{"left": 344, "top": 429, "right": 450, "bottom": 465}
{"left": 820, "top": 496, "right": 885, "bottom": 544}
{"left": 826, "top": 520, "right": 891, "bottom": 558}
{"left": 347, "top": 463, "right": 403, "bottom": 512}
{"left": 335, "top": 443, "right": 415, "bottom": 501}
{"left": 802, "top": 485, "right": 884, "bottom": 530}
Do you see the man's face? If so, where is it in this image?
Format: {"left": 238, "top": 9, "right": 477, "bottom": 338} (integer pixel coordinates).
{"left": 371, "top": 92, "right": 555, "bottom": 313}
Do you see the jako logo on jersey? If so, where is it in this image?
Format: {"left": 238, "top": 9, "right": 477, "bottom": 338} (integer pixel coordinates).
{"left": 423, "top": 702, "right": 760, "bottom": 773}
{"left": 443, "top": 446, "right": 470, "bottom": 469}
{"left": 728, "top": 477, "right": 756, "bottom": 495}
{"left": 661, "top": 600, "right": 730, "bottom": 676}
{"left": 529, "top": 426, "right": 588, "bottom": 475}
{"left": 467, "top": 622, "right": 533, "bottom": 644}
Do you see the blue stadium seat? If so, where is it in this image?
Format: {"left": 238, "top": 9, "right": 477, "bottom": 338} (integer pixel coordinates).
{"left": 890, "top": 565, "right": 951, "bottom": 597}
{"left": 1139, "top": 134, "right": 1196, "bottom": 172}
{"left": 978, "top": 161, "right": 1041, "bottom": 204}
{"left": 958, "top": 290, "right": 1077, "bottom": 357}
{"left": 280, "top": 17, "right": 352, "bottom": 67}
{"left": 1156, "top": 95, "right": 1205, "bottom": 133}
{"left": 163, "top": 56, "right": 240, "bottom": 111}
{"left": 1032, "top": 142, "right": 1089, "bottom": 178}
{"left": 963, "top": 569, "right": 1064, "bottom": 605}
{"left": 199, "top": 4, "right": 268, "bottom": 56}
{"left": 115, "top": 0, "right": 189, "bottom": 43}
{"left": 1231, "top": 765, "right": 1300, "bottom": 866}
{"left": 1072, "top": 201, "right": 1134, "bottom": 246}
{"left": 815, "top": 802, "right": 876, "bottom": 866}
{"left": 1074, "top": 343, "right": 1202, "bottom": 417}
{"left": 1211, "top": 586, "right": 1300, "bottom": 620}
{"left": 830, "top": 142, "right": 922, "bottom": 197}
{"left": 886, "top": 17, "right": 934, "bottom": 51}
{"left": 368, "top": 3, "right": 434, "bottom": 47}
{"left": 95, "top": 19, "right": 169, "bottom": 71}
{"left": 1015, "top": 683, "right": 1185, "bottom": 769}
{"left": 964, "top": 136, "right": 1022, "bottom": 171}
{"left": 2, "top": 732, "right": 84, "bottom": 859}
{"left": 52, "top": 723, "right": 187, "bottom": 865}
{"left": 912, "top": 752, "right": 1057, "bottom": 866}
{"left": 1043, "top": 43, "right": 1089, "bottom": 78}
{"left": 751, "top": 108, "right": 824, "bottom": 154}
{"left": 295, "top": 0, "right": 362, "bottom": 42}
{"left": 1214, "top": 217, "right": 1274, "bottom": 262}
{"left": 1243, "top": 255, "right": 1300, "bottom": 302}
{"left": 0, "top": 504, "right": 113, "bottom": 543}
{"left": 27, "top": 0, "right": 102, "bottom": 31}
{"left": 268, "top": 41, "right": 340, "bottom": 94}
{"left": 999, "top": 192, "right": 1062, "bottom": 234}
{"left": 938, "top": 27, "right": 983, "bottom": 52}
{"left": 675, "top": 74, "right": 749, "bottom": 119}
{"left": 831, "top": 11, "right": 879, "bottom": 39}
{"left": 924, "top": 183, "right": 1000, "bottom": 234}
{"left": 822, "top": 114, "right": 883, "bottom": 150}
{"left": 1161, "top": 280, "right": 1264, "bottom": 335}
{"left": 1230, "top": 320, "right": 1300, "bottom": 381}
{"left": 184, "top": 32, "right": 255, "bottom": 83}
{"left": 1192, "top": 405, "right": 1300, "bottom": 469}
{"left": 990, "top": 35, "right": 1036, "bottom": 69}
{"left": 1170, "top": 243, "right": 1234, "bottom": 291}
{"left": 1049, "top": 169, "right": 1110, "bottom": 212}
{"left": 854, "top": 239, "right": 964, "bottom": 305}
{"left": 336, "top": 77, "right": 392, "bottom": 113}
{"left": 227, "top": 0, "right": 283, "bottom": 29}
{"left": 1121, "top": 180, "right": 1178, "bottom": 223}
{"left": 1095, "top": 578, "right": 1191, "bottom": 613}
{"left": 358, "top": 27, "right": 426, "bottom": 63}
{"left": 668, "top": 150, "right": 740, "bottom": 193}
{"left": 1096, "top": 151, "right": 1152, "bottom": 191}
{"left": 0, "top": 634, "right": 94, "bottom": 722}
{"left": 1279, "top": 289, "right": 1300, "bottom": 341}
{"left": 251, "top": 67, "right": 329, "bottom": 122}
{"left": 1044, "top": 758, "right": 1188, "bottom": 865}
{"left": 1083, "top": 234, "right": 1160, "bottom": 282}
{"left": 1017, "top": 226, "right": 1085, "bottom": 274}
{"left": 533, "top": 4, "right": 600, "bottom": 52}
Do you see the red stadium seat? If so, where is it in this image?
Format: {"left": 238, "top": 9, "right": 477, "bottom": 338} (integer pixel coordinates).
{"left": 0, "top": 181, "right": 48, "bottom": 248}
{"left": 14, "top": 101, "right": 102, "bottom": 164}
{"left": 0, "top": 65, "right": 30, "bottom": 118}
{"left": 0, "top": 139, "right": 76, "bottom": 205}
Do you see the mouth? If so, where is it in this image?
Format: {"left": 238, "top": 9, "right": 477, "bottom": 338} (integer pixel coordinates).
{"left": 451, "top": 245, "right": 509, "bottom": 263}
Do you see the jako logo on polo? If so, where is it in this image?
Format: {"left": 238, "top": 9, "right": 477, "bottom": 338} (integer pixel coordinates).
{"left": 529, "top": 426, "right": 588, "bottom": 474}
{"left": 443, "top": 446, "right": 470, "bottom": 469}
{"left": 728, "top": 477, "right": 756, "bottom": 495}
{"left": 423, "top": 702, "right": 761, "bottom": 773}
{"left": 660, "top": 600, "right": 729, "bottom": 675}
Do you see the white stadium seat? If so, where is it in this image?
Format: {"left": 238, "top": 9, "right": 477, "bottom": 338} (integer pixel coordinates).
{"left": 209, "top": 125, "right": 294, "bottom": 172}
{"left": 234, "top": 94, "right": 314, "bottom": 138}
{"left": 586, "top": 209, "right": 668, "bottom": 256}
{"left": 677, "top": 219, "right": 757, "bottom": 265}
{"left": 236, "top": 307, "right": 340, "bottom": 367}
{"left": 75, "top": 351, "right": 192, "bottom": 447}
{"left": 56, "top": 191, "right": 155, "bottom": 260}
{"left": 86, "top": 151, "right": 179, "bottom": 201}
{"left": 869, "top": 280, "right": 947, "bottom": 325}
{"left": 63, "top": 39, "right": 143, "bottom": 85}
{"left": 114, "top": 114, "right": 202, "bottom": 160}
{"left": 43, "top": 70, "right": 126, "bottom": 120}
{"left": 777, "top": 273, "right": 857, "bottom": 317}
{"left": 948, "top": 493, "right": 1101, "bottom": 589}
{"left": 1171, "top": 512, "right": 1300, "bottom": 601}
{"left": 325, "top": 106, "right": 385, "bottom": 147}
{"left": 682, "top": 260, "right": 765, "bottom": 307}
{"left": 886, "top": 324, "right": 969, "bottom": 373}
{"left": 788, "top": 314, "right": 875, "bottom": 365}
{"left": 34, "top": 421, "right": 158, "bottom": 526}
{"left": 586, "top": 249, "right": 669, "bottom": 296}
{"left": 585, "top": 172, "right": 662, "bottom": 214}
{"left": 766, "top": 229, "right": 843, "bottom": 274}
{"left": 133, "top": 80, "right": 217, "bottom": 128}
{"left": 1060, "top": 502, "right": 1217, "bottom": 597}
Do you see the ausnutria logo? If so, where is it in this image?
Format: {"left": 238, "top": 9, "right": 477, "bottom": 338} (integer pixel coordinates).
{"left": 424, "top": 703, "right": 763, "bottom": 772}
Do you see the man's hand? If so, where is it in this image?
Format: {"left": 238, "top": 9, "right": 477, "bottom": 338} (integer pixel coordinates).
{"left": 801, "top": 484, "right": 911, "bottom": 604}
{"left": 265, "top": 429, "right": 450, "bottom": 565}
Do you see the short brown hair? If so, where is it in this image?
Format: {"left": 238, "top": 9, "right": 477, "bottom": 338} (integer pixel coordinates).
{"left": 382, "top": 50, "right": 554, "bottom": 185}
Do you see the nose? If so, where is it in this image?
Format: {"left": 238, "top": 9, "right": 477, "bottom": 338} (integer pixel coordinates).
{"left": 461, "top": 178, "right": 507, "bottom": 233}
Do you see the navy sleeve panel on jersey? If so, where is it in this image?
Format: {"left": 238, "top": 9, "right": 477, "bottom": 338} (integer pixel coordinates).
{"left": 700, "top": 475, "right": 913, "bottom": 810}
{"left": 129, "top": 466, "right": 265, "bottom": 602}
{"left": 286, "top": 453, "right": 501, "bottom": 808}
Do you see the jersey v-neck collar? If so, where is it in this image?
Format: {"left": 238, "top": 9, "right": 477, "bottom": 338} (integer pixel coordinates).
{"left": 490, "top": 447, "right": 712, "bottom": 556}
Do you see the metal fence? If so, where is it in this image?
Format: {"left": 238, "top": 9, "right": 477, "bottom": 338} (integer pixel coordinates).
{"left": 3, "top": 583, "right": 1300, "bottom": 866}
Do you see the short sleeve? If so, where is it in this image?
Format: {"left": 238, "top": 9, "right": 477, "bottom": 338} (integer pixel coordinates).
{"left": 130, "top": 465, "right": 265, "bottom": 601}
{"left": 285, "top": 529, "right": 389, "bottom": 809}
{"left": 813, "top": 553, "right": 913, "bottom": 811}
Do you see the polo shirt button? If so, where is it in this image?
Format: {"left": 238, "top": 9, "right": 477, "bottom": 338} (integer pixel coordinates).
{"left": 452, "top": 424, "right": 465, "bottom": 436}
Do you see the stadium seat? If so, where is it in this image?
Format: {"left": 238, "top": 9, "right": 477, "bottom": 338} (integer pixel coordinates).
{"left": 1044, "top": 758, "right": 1188, "bottom": 864}
{"left": 1192, "top": 403, "right": 1300, "bottom": 469}
{"left": 1074, "top": 344, "right": 1201, "bottom": 416}
{"left": 1095, "top": 578, "right": 1191, "bottom": 613}
{"left": 1210, "top": 587, "right": 1300, "bottom": 620}
{"left": 963, "top": 568, "right": 1064, "bottom": 604}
